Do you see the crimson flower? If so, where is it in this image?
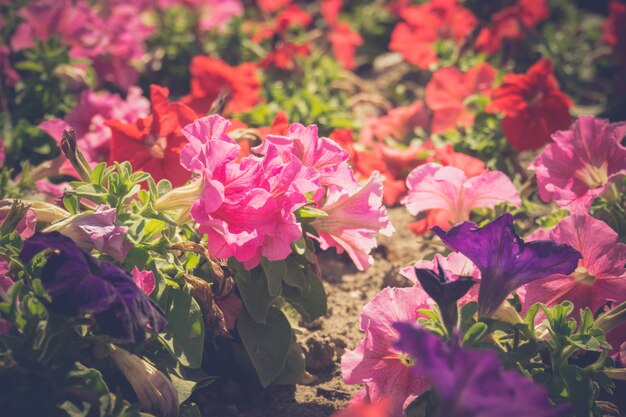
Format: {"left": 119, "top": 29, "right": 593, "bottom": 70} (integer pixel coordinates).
{"left": 259, "top": 42, "right": 310, "bottom": 70}
{"left": 488, "top": 59, "right": 572, "bottom": 152}
{"left": 476, "top": 0, "right": 550, "bottom": 54}
{"left": 182, "top": 56, "right": 261, "bottom": 116}
{"left": 389, "top": 0, "right": 477, "bottom": 69}
{"left": 107, "top": 85, "right": 196, "bottom": 187}
{"left": 329, "top": 22, "right": 363, "bottom": 70}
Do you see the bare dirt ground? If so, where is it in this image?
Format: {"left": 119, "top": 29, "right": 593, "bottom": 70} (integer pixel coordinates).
{"left": 197, "top": 207, "right": 433, "bottom": 417}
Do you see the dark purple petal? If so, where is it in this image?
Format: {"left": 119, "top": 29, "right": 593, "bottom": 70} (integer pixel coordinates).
{"left": 392, "top": 322, "right": 568, "bottom": 417}
{"left": 20, "top": 232, "right": 166, "bottom": 343}
{"left": 432, "top": 213, "right": 581, "bottom": 317}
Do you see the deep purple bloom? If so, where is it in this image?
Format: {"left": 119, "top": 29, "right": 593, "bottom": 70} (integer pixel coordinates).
{"left": 432, "top": 213, "right": 581, "bottom": 317}
{"left": 20, "top": 232, "right": 166, "bottom": 343}
{"left": 392, "top": 322, "right": 567, "bottom": 417}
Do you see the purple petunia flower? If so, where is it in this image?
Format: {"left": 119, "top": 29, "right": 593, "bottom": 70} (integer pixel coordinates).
{"left": 392, "top": 322, "right": 568, "bottom": 417}
{"left": 432, "top": 213, "right": 581, "bottom": 317}
{"left": 20, "top": 232, "right": 166, "bottom": 343}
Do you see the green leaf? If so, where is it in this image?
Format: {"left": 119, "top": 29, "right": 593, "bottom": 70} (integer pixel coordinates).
{"left": 295, "top": 206, "right": 328, "bottom": 218}
{"left": 237, "top": 307, "right": 292, "bottom": 387}
{"left": 282, "top": 258, "right": 307, "bottom": 290}
{"left": 282, "top": 269, "right": 327, "bottom": 322}
{"left": 229, "top": 260, "right": 276, "bottom": 323}
{"left": 561, "top": 365, "right": 594, "bottom": 417}
{"left": 179, "top": 404, "right": 202, "bottom": 417}
{"left": 273, "top": 339, "right": 306, "bottom": 385}
{"left": 157, "top": 287, "right": 205, "bottom": 368}
{"left": 463, "top": 322, "right": 488, "bottom": 346}
{"left": 260, "top": 258, "right": 286, "bottom": 297}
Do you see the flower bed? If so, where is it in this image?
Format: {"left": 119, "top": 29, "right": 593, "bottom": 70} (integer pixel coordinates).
{"left": 0, "top": 1, "right": 625, "bottom": 417}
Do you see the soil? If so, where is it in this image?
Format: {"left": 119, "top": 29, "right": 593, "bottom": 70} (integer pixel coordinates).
{"left": 197, "top": 207, "right": 435, "bottom": 417}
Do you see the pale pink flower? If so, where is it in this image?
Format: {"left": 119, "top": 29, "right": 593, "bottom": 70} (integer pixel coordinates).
{"left": 182, "top": 115, "right": 310, "bottom": 269}
{"left": 522, "top": 214, "right": 626, "bottom": 316}
{"left": 341, "top": 287, "right": 431, "bottom": 416}
{"left": 402, "top": 163, "right": 520, "bottom": 226}
{"left": 131, "top": 267, "right": 156, "bottom": 295}
{"left": 310, "top": 172, "right": 394, "bottom": 270}
{"left": 50, "top": 206, "right": 131, "bottom": 262}
{"left": 425, "top": 63, "right": 497, "bottom": 133}
{"left": 529, "top": 115, "right": 626, "bottom": 214}
{"left": 197, "top": 0, "right": 244, "bottom": 32}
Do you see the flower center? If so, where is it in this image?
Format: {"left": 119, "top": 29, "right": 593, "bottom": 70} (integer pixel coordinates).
{"left": 399, "top": 353, "right": 415, "bottom": 367}
{"left": 573, "top": 266, "right": 596, "bottom": 286}
{"left": 574, "top": 162, "right": 608, "bottom": 188}
{"left": 145, "top": 134, "right": 168, "bottom": 159}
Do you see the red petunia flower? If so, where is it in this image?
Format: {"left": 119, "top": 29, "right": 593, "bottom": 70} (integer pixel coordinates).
{"left": 488, "top": 58, "right": 572, "bottom": 152}
{"left": 107, "top": 85, "right": 197, "bottom": 187}
{"left": 329, "top": 22, "right": 363, "bottom": 70}
{"left": 389, "top": 0, "right": 477, "bottom": 69}
{"left": 476, "top": 0, "right": 549, "bottom": 54}
{"left": 256, "top": 0, "right": 291, "bottom": 13}
{"left": 321, "top": 0, "right": 342, "bottom": 26}
{"left": 259, "top": 41, "right": 310, "bottom": 70}
{"left": 425, "top": 62, "right": 497, "bottom": 133}
{"left": 182, "top": 56, "right": 261, "bottom": 116}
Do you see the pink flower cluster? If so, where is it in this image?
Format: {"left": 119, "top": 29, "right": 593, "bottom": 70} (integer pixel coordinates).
{"left": 181, "top": 115, "right": 393, "bottom": 270}
{"left": 39, "top": 87, "right": 150, "bottom": 173}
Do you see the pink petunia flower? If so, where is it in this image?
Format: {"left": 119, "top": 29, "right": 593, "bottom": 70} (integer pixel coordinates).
{"left": 529, "top": 115, "right": 626, "bottom": 214}
{"left": 131, "top": 267, "right": 156, "bottom": 295}
{"left": 425, "top": 63, "right": 497, "bottom": 133}
{"left": 402, "top": 163, "right": 520, "bottom": 226}
{"left": 181, "top": 115, "right": 311, "bottom": 269}
{"left": 310, "top": 172, "right": 394, "bottom": 271}
{"left": 522, "top": 214, "right": 626, "bottom": 316}
{"left": 341, "top": 287, "right": 431, "bottom": 416}
{"left": 261, "top": 123, "right": 356, "bottom": 193}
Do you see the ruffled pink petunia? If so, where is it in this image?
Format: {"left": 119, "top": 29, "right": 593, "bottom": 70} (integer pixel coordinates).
{"left": 529, "top": 115, "right": 626, "bottom": 214}
{"left": 261, "top": 123, "right": 356, "bottom": 192}
{"left": 341, "top": 287, "right": 431, "bottom": 417}
{"left": 522, "top": 214, "right": 626, "bottom": 317}
{"left": 310, "top": 172, "right": 394, "bottom": 270}
{"left": 425, "top": 63, "right": 497, "bottom": 133}
{"left": 402, "top": 163, "right": 520, "bottom": 226}
{"left": 182, "top": 115, "right": 311, "bottom": 269}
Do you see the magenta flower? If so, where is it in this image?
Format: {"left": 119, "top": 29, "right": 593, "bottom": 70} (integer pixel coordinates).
{"left": 310, "top": 172, "right": 395, "bottom": 270}
{"left": 260, "top": 123, "right": 356, "bottom": 192}
{"left": 402, "top": 163, "right": 521, "bottom": 226}
{"left": 393, "top": 322, "right": 567, "bottom": 417}
{"left": 530, "top": 115, "right": 626, "bottom": 214}
{"left": 181, "top": 115, "right": 311, "bottom": 269}
{"left": 46, "top": 206, "right": 131, "bottom": 263}
{"left": 522, "top": 214, "right": 626, "bottom": 316}
{"left": 131, "top": 267, "right": 156, "bottom": 295}
{"left": 341, "top": 287, "right": 431, "bottom": 416}
{"left": 433, "top": 213, "right": 581, "bottom": 317}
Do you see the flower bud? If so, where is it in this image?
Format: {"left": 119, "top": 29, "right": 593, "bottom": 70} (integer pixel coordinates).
{"left": 154, "top": 179, "right": 203, "bottom": 212}
{"left": 594, "top": 301, "right": 626, "bottom": 334}
{"left": 493, "top": 301, "right": 524, "bottom": 325}
{"left": 61, "top": 128, "right": 92, "bottom": 182}
{"left": 108, "top": 344, "right": 179, "bottom": 417}
{"left": 53, "top": 64, "right": 91, "bottom": 91}
{"left": 1, "top": 199, "right": 70, "bottom": 224}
